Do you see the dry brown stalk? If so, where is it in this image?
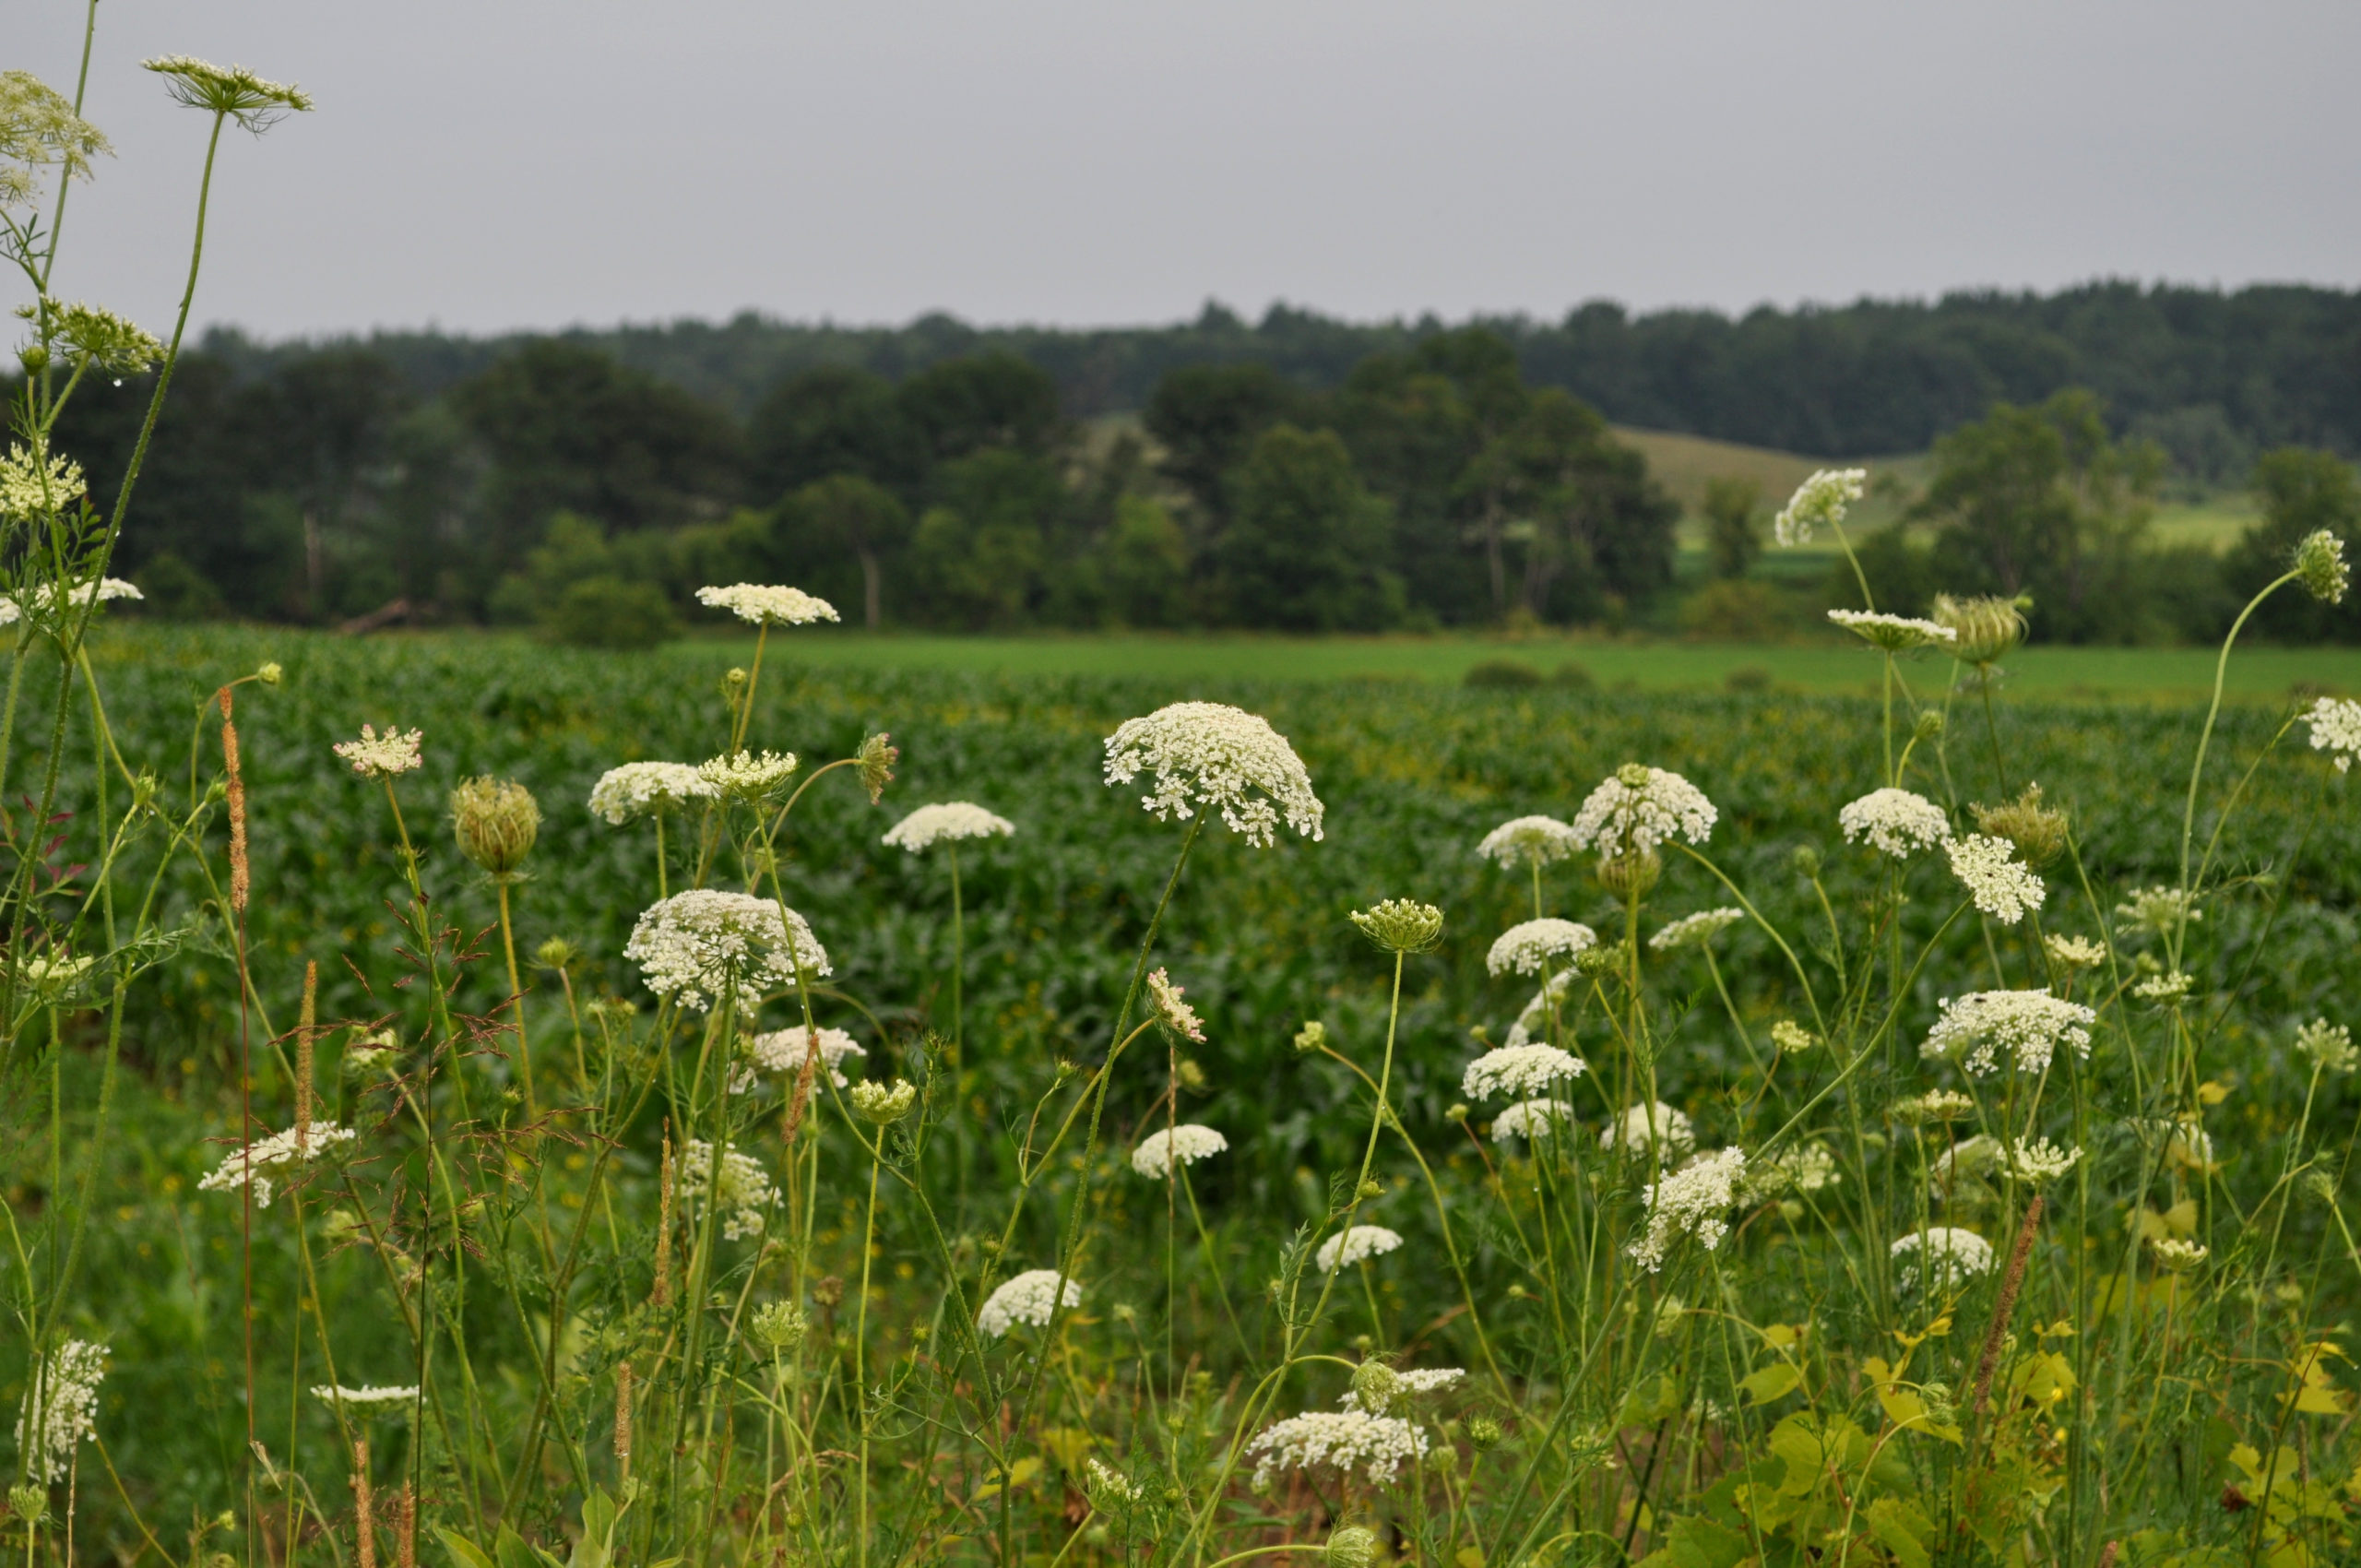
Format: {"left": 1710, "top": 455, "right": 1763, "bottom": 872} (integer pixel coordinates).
{"left": 397, "top": 1480, "right": 415, "bottom": 1568}
{"left": 1973, "top": 1194, "right": 2046, "bottom": 1416}
{"left": 352, "top": 1439, "right": 374, "bottom": 1568}
{"left": 218, "top": 687, "right": 248, "bottom": 913}
{"left": 614, "top": 1360, "right": 634, "bottom": 1478}
{"left": 296, "top": 961, "right": 317, "bottom": 1153}
{"left": 653, "top": 1127, "right": 675, "bottom": 1308}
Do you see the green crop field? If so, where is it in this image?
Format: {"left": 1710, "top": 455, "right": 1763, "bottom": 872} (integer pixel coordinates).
{"left": 15, "top": 621, "right": 2361, "bottom": 1564}
{"left": 647, "top": 626, "right": 2361, "bottom": 704}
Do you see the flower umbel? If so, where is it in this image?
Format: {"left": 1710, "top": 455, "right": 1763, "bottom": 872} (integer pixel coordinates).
{"left": 677, "top": 1140, "right": 778, "bottom": 1241}
{"left": 978, "top": 1269, "right": 1082, "bottom": 1336}
{"left": 1461, "top": 1045, "right": 1586, "bottom": 1101}
{"left": 1572, "top": 764, "right": 1717, "bottom": 860}
{"left": 1247, "top": 1409, "right": 1428, "bottom": 1490}
{"left": 2297, "top": 1019, "right": 2357, "bottom": 1075}
{"left": 1628, "top": 1147, "right": 1747, "bottom": 1273}
{"left": 1132, "top": 1124, "right": 1229, "bottom": 1178}
{"left": 2294, "top": 529, "right": 2349, "bottom": 605}
{"left": 1600, "top": 1101, "right": 1696, "bottom": 1160}
{"left": 698, "top": 749, "right": 798, "bottom": 799}
{"left": 623, "top": 891, "right": 829, "bottom": 1012}
{"left": 1315, "top": 1226, "right": 1403, "bottom": 1272}
{"left": 1839, "top": 788, "right": 1951, "bottom": 859}
{"left": 2304, "top": 697, "right": 2361, "bottom": 775}
{"left": 1485, "top": 918, "right": 1594, "bottom": 976}
{"left": 882, "top": 802, "right": 1014, "bottom": 851}
{"left": 1922, "top": 991, "right": 2095, "bottom": 1077}
{"left": 694, "top": 583, "right": 840, "bottom": 625}
{"left": 1891, "top": 1228, "right": 1995, "bottom": 1295}
{"left": 1828, "top": 609, "right": 1956, "bottom": 653}
{"left": 587, "top": 762, "right": 716, "bottom": 825}
{"left": 1145, "top": 968, "right": 1206, "bottom": 1041}
{"left": 1351, "top": 899, "right": 1445, "bottom": 954}
{"left": 142, "top": 55, "right": 314, "bottom": 126}
{"left": 1773, "top": 468, "right": 1866, "bottom": 547}
{"left": 1489, "top": 1099, "right": 1575, "bottom": 1144}
{"left": 333, "top": 724, "right": 422, "bottom": 778}
{"left": 196, "top": 1121, "right": 359, "bottom": 1208}
{"left": 16, "top": 1340, "right": 105, "bottom": 1483}
{"left": 1102, "top": 701, "right": 1323, "bottom": 847}
{"left": 1946, "top": 833, "right": 2046, "bottom": 923}
{"left": 1650, "top": 907, "right": 1744, "bottom": 951}
{"left": 1476, "top": 814, "right": 1580, "bottom": 869}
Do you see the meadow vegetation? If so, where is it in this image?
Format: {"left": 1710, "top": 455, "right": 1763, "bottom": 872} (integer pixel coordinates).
{"left": 16, "top": 18, "right": 2361, "bottom": 1568}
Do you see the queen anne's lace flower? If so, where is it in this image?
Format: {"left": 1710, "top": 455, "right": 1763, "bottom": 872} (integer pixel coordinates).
{"left": 1828, "top": 609, "right": 1956, "bottom": 652}
{"left": 2116, "top": 885, "right": 2200, "bottom": 935}
{"left": 2150, "top": 1238, "right": 2209, "bottom": 1271}
{"left": 310, "top": 1384, "right": 418, "bottom": 1408}
{"left": 1928, "top": 1134, "right": 2001, "bottom": 1192}
{"left": 1571, "top": 765, "right": 1717, "bottom": 858}
{"left": 978, "top": 1268, "right": 1082, "bottom": 1336}
{"left": 16, "top": 1340, "right": 105, "bottom": 1483}
{"left": 2133, "top": 970, "right": 2193, "bottom": 1003}
{"left": 2007, "top": 1137, "right": 2082, "bottom": 1185}
{"left": 1650, "top": 908, "right": 1744, "bottom": 952}
{"left": 0, "top": 444, "right": 85, "bottom": 521}
{"left": 1840, "top": 788, "right": 1951, "bottom": 858}
{"left": 623, "top": 891, "right": 829, "bottom": 1011}
{"left": 1102, "top": 702, "right": 1323, "bottom": 848}
{"left": 1462, "top": 1045, "right": 1586, "bottom": 1100}
{"left": 1749, "top": 1143, "right": 1840, "bottom": 1197}
{"left": 1084, "top": 1457, "right": 1143, "bottom": 1506}
{"left": 694, "top": 583, "right": 839, "bottom": 625}
{"left": 678, "top": 1139, "right": 778, "bottom": 1241}
{"left": 1773, "top": 468, "right": 1866, "bottom": 547}
{"left": 0, "top": 576, "right": 142, "bottom": 625}
{"left": 1486, "top": 918, "right": 1596, "bottom": 977}
{"left": 196, "top": 1121, "right": 359, "bottom": 1209}
{"left": 737, "top": 1026, "right": 864, "bottom": 1092}
{"left": 1490, "top": 1099, "right": 1574, "bottom": 1143}
{"left": 333, "top": 724, "right": 423, "bottom": 778}
{"left": 2045, "top": 934, "right": 2106, "bottom": 968}
{"left": 1628, "top": 1147, "right": 1747, "bottom": 1272}
{"left": 698, "top": 749, "right": 798, "bottom": 798}
{"left": 1248, "top": 1408, "right": 1429, "bottom": 1489}
{"left": 1892, "top": 1089, "right": 1976, "bottom": 1124}
{"left": 1921, "top": 991, "right": 2094, "bottom": 1077}
{"left": 588, "top": 762, "right": 716, "bottom": 825}
{"left": 1132, "top": 1123, "right": 1228, "bottom": 1177}
{"left": 1770, "top": 1020, "right": 1817, "bottom": 1054}
{"left": 1947, "top": 833, "right": 2045, "bottom": 922}
{"left": 1891, "top": 1227, "right": 1994, "bottom": 1294}
{"left": 1145, "top": 968, "right": 1205, "bottom": 1041}
{"left": 1502, "top": 969, "right": 1574, "bottom": 1048}
{"left": 1477, "top": 815, "right": 1580, "bottom": 869}
{"left": 1600, "top": 1101, "right": 1695, "bottom": 1159}
{"left": 881, "top": 802, "right": 1015, "bottom": 851}
{"left": 1316, "top": 1226, "right": 1403, "bottom": 1272}
{"left": 2297, "top": 1018, "right": 2358, "bottom": 1075}
{"left": 2305, "top": 696, "right": 2361, "bottom": 773}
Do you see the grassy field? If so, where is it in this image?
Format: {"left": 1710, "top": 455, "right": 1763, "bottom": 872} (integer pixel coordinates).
{"left": 662, "top": 627, "right": 2361, "bottom": 702}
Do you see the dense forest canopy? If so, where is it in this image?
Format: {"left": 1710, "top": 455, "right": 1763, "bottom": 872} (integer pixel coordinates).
{"left": 12, "top": 279, "right": 2359, "bottom": 645}
{"left": 203, "top": 279, "right": 2361, "bottom": 458}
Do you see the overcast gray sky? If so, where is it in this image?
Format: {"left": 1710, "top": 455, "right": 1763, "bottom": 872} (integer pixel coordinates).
{"left": 14, "top": 0, "right": 2360, "bottom": 342}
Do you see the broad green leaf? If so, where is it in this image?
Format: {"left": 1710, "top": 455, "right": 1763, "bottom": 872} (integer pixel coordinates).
{"left": 1634, "top": 1515, "right": 1749, "bottom": 1568}
{"left": 434, "top": 1529, "right": 496, "bottom": 1568}
{"left": 1740, "top": 1360, "right": 1802, "bottom": 1406}
{"left": 1866, "top": 1496, "right": 1935, "bottom": 1568}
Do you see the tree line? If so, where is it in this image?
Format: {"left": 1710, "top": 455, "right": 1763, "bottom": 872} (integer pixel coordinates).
{"left": 20, "top": 312, "right": 2360, "bottom": 646}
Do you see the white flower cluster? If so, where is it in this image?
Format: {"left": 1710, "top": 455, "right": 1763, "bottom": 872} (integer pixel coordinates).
{"left": 2133, "top": 970, "right": 2193, "bottom": 1003}
{"left": 2306, "top": 696, "right": 2361, "bottom": 773}
{"left": 0, "top": 576, "right": 142, "bottom": 626}
{"left": 978, "top": 1268, "right": 1083, "bottom": 1336}
{"left": 698, "top": 749, "right": 798, "bottom": 798}
{"left": 1502, "top": 969, "right": 1574, "bottom": 1048}
{"left": 1839, "top": 788, "right": 1952, "bottom": 858}
{"left": 1891, "top": 1227, "right": 1995, "bottom": 1295}
{"left": 16, "top": 1340, "right": 105, "bottom": 1483}
{"left": 881, "top": 802, "right": 1015, "bottom": 851}
{"left": 1921, "top": 990, "right": 2095, "bottom": 1077}
{"left": 2298, "top": 1018, "right": 2358, "bottom": 1075}
{"left": 678, "top": 1139, "right": 778, "bottom": 1241}
{"left": 1084, "top": 1457, "right": 1143, "bottom": 1506}
{"left": 1947, "top": 833, "right": 2046, "bottom": 922}
{"left": 1773, "top": 468, "right": 1867, "bottom": 547}
{"left": 2045, "top": 933, "right": 2106, "bottom": 968}
{"left": 736, "top": 1026, "right": 865, "bottom": 1092}
{"left": 1248, "top": 1408, "right": 1429, "bottom": 1489}
{"left": 587, "top": 762, "right": 716, "bottom": 825}
{"left": 2115, "top": 885, "right": 2200, "bottom": 935}
{"left": 310, "top": 1384, "right": 418, "bottom": 1409}
{"left": 1928, "top": 1135, "right": 1999, "bottom": 1192}
{"left": 1600, "top": 1101, "right": 1695, "bottom": 1160}
{"left": 196, "top": 1120, "right": 360, "bottom": 1208}
{"left": 0, "top": 444, "right": 87, "bottom": 523}
{"left": 1490, "top": 1099, "right": 1575, "bottom": 1144}
{"left": 333, "top": 724, "right": 423, "bottom": 778}
{"left": 1628, "top": 1147, "right": 1747, "bottom": 1273}
{"left": 1486, "top": 918, "right": 1596, "bottom": 977}
{"left": 623, "top": 891, "right": 829, "bottom": 1011}
{"left": 2007, "top": 1136, "right": 2082, "bottom": 1185}
{"left": 2151, "top": 1238, "right": 2209, "bottom": 1272}
{"left": 694, "top": 583, "right": 839, "bottom": 625}
{"left": 1102, "top": 701, "right": 1324, "bottom": 848}
{"left": 1131, "top": 1123, "right": 1228, "bottom": 1178}
{"left": 1316, "top": 1225, "right": 1403, "bottom": 1272}
{"left": 1755, "top": 1143, "right": 1840, "bottom": 1197}
{"left": 1650, "top": 908, "right": 1744, "bottom": 952}
{"left": 1476, "top": 814, "right": 1580, "bottom": 869}
{"left": 1571, "top": 766, "right": 1717, "bottom": 858}
{"left": 1827, "top": 609, "right": 1956, "bottom": 652}
{"left": 1145, "top": 968, "right": 1206, "bottom": 1041}
{"left": 1462, "top": 1045, "right": 1586, "bottom": 1101}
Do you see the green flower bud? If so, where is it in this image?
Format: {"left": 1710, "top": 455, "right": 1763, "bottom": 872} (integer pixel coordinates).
{"left": 1933, "top": 593, "right": 2030, "bottom": 665}
{"left": 1789, "top": 844, "right": 1821, "bottom": 879}
{"left": 1467, "top": 1415, "right": 1503, "bottom": 1450}
{"left": 1350, "top": 898, "right": 1445, "bottom": 954}
{"left": 848, "top": 1078, "right": 917, "bottom": 1123}
{"left": 2295, "top": 529, "right": 2350, "bottom": 605}
{"left": 449, "top": 777, "right": 540, "bottom": 878}
{"left": 1350, "top": 1360, "right": 1401, "bottom": 1414}
{"left": 1293, "top": 1020, "right": 1328, "bottom": 1054}
{"left": 534, "top": 937, "right": 577, "bottom": 969}
{"left": 1594, "top": 848, "right": 1662, "bottom": 898}
{"left": 255, "top": 661, "right": 283, "bottom": 686}
{"left": 750, "top": 1301, "right": 809, "bottom": 1351}
{"left": 1324, "top": 1526, "right": 1380, "bottom": 1568}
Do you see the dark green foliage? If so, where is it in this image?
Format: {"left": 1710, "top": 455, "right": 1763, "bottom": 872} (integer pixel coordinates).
{"left": 1462, "top": 659, "right": 1543, "bottom": 689}
{"left": 2227, "top": 447, "right": 2361, "bottom": 643}
{"left": 540, "top": 576, "right": 679, "bottom": 649}
{"left": 1216, "top": 425, "right": 1402, "bottom": 631}
{"left": 1703, "top": 477, "right": 1762, "bottom": 580}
